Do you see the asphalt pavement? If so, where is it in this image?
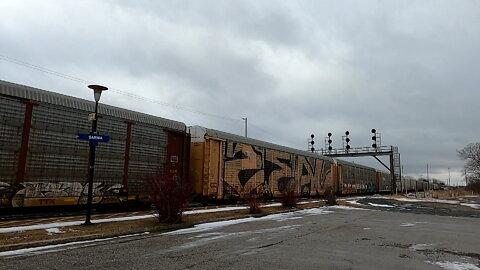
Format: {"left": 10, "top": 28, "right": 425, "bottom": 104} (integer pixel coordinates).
{"left": 2, "top": 205, "right": 479, "bottom": 270}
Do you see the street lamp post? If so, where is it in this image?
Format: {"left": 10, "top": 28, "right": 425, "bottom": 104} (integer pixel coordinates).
{"left": 84, "top": 84, "right": 108, "bottom": 225}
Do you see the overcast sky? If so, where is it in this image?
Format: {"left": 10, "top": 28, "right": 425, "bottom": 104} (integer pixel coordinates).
{"left": 1, "top": 1, "right": 479, "bottom": 185}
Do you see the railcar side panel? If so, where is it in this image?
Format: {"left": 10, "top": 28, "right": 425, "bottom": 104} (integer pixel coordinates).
{"left": 0, "top": 80, "right": 187, "bottom": 208}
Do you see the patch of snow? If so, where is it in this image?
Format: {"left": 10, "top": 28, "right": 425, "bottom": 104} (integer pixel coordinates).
{"left": 368, "top": 203, "right": 395, "bottom": 208}
{"left": 345, "top": 200, "right": 362, "bottom": 205}
{"left": 299, "top": 200, "right": 321, "bottom": 205}
{"left": 261, "top": 203, "right": 283, "bottom": 207}
{"left": 427, "top": 260, "right": 480, "bottom": 270}
{"left": 0, "top": 232, "right": 149, "bottom": 257}
{"left": 327, "top": 205, "right": 370, "bottom": 211}
{"left": 394, "top": 198, "right": 461, "bottom": 204}
{"left": 409, "top": 243, "right": 432, "bottom": 251}
{"left": 45, "top": 228, "right": 64, "bottom": 235}
{"left": 165, "top": 207, "right": 335, "bottom": 236}
{"left": 363, "top": 227, "right": 371, "bottom": 230}
{"left": 183, "top": 202, "right": 288, "bottom": 215}
{"left": 184, "top": 206, "right": 247, "bottom": 215}
{"left": 153, "top": 225, "right": 298, "bottom": 256}
{"left": 0, "top": 214, "right": 156, "bottom": 234}
{"left": 337, "top": 196, "right": 366, "bottom": 201}
{"left": 400, "top": 222, "right": 427, "bottom": 227}
{"left": 460, "top": 203, "right": 480, "bottom": 209}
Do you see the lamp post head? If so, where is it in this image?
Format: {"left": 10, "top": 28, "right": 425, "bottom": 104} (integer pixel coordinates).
{"left": 88, "top": 85, "right": 108, "bottom": 102}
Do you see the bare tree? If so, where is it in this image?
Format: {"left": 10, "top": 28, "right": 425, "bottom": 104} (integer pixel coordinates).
{"left": 458, "top": 142, "right": 480, "bottom": 183}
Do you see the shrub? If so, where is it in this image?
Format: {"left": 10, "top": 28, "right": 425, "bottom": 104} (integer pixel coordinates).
{"left": 144, "top": 169, "right": 188, "bottom": 223}
{"left": 242, "top": 187, "right": 264, "bottom": 214}
{"left": 324, "top": 187, "right": 337, "bottom": 206}
{"left": 280, "top": 181, "right": 297, "bottom": 208}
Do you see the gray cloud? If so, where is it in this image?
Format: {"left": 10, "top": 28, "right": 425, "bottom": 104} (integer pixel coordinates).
{"left": 1, "top": 0, "right": 479, "bottom": 185}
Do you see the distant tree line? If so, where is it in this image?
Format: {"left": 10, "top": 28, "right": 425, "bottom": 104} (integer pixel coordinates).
{"left": 458, "top": 142, "right": 480, "bottom": 191}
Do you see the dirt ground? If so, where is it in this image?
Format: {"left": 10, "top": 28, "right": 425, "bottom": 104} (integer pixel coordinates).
{"left": 1, "top": 191, "right": 478, "bottom": 253}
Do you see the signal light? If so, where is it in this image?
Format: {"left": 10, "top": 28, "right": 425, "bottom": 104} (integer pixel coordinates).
{"left": 346, "top": 138, "right": 350, "bottom": 143}
{"left": 346, "top": 145, "right": 351, "bottom": 149}
{"left": 328, "top": 146, "right": 332, "bottom": 150}
{"left": 328, "top": 139, "right": 332, "bottom": 144}
{"left": 345, "top": 131, "right": 349, "bottom": 136}
{"left": 311, "top": 134, "right": 314, "bottom": 139}
{"left": 311, "top": 147, "right": 315, "bottom": 152}
{"left": 371, "top": 129, "right": 376, "bottom": 134}
{"left": 371, "top": 128, "right": 377, "bottom": 148}
{"left": 372, "top": 144, "right": 377, "bottom": 148}
{"left": 328, "top": 132, "right": 332, "bottom": 137}
{"left": 311, "top": 140, "right": 315, "bottom": 145}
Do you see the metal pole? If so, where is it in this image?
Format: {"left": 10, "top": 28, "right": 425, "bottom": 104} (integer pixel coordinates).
{"left": 448, "top": 167, "right": 450, "bottom": 186}
{"left": 84, "top": 100, "right": 99, "bottom": 225}
{"left": 242, "top": 117, "right": 247, "bottom": 137}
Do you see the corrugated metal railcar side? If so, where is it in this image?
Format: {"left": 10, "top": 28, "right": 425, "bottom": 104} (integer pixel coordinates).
{"left": 0, "top": 80, "right": 188, "bottom": 208}
{"left": 188, "top": 126, "right": 334, "bottom": 199}
{"left": 336, "top": 160, "right": 377, "bottom": 194}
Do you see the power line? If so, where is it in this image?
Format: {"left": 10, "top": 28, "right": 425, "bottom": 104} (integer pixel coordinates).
{"left": 0, "top": 54, "right": 241, "bottom": 122}
{"left": 0, "top": 54, "right": 296, "bottom": 146}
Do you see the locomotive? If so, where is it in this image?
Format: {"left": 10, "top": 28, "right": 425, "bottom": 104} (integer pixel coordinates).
{"left": 0, "top": 80, "right": 428, "bottom": 209}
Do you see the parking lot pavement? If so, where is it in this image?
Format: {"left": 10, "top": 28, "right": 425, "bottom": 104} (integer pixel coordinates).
{"left": 2, "top": 205, "right": 479, "bottom": 270}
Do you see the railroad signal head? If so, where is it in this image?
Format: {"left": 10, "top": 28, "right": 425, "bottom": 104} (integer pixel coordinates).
{"left": 328, "top": 139, "right": 332, "bottom": 144}
{"left": 346, "top": 145, "right": 351, "bottom": 150}
{"left": 328, "top": 132, "right": 332, "bottom": 137}
{"left": 311, "top": 140, "right": 315, "bottom": 145}
{"left": 371, "top": 128, "right": 378, "bottom": 148}
{"left": 346, "top": 138, "right": 350, "bottom": 143}
{"left": 311, "top": 147, "right": 315, "bottom": 152}
{"left": 345, "top": 131, "right": 349, "bottom": 136}
{"left": 311, "top": 134, "right": 314, "bottom": 139}
{"left": 328, "top": 146, "right": 332, "bottom": 150}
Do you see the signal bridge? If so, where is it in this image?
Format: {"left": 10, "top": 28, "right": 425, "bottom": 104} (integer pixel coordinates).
{"left": 308, "top": 130, "right": 401, "bottom": 193}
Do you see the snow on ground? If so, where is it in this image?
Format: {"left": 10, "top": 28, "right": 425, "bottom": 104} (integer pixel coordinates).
{"left": 344, "top": 196, "right": 480, "bottom": 210}
{"left": 368, "top": 203, "right": 395, "bottom": 208}
{"left": 428, "top": 260, "right": 480, "bottom": 270}
{"left": 183, "top": 206, "right": 247, "bottom": 215}
{"left": 345, "top": 200, "right": 363, "bottom": 205}
{"left": 0, "top": 214, "right": 155, "bottom": 234}
{"left": 0, "top": 202, "right": 315, "bottom": 234}
{"left": 164, "top": 207, "right": 339, "bottom": 236}
{"left": 460, "top": 203, "right": 480, "bottom": 209}
{"left": 0, "top": 232, "right": 150, "bottom": 257}
{"left": 152, "top": 225, "right": 300, "bottom": 256}
{"left": 45, "top": 228, "right": 64, "bottom": 235}
{"left": 400, "top": 222, "right": 427, "bottom": 227}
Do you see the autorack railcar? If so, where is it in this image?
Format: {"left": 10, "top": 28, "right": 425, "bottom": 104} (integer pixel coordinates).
{"left": 335, "top": 159, "right": 377, "bottom": 194}
{"left": 0, "top": 80, "right": 190, "bottom": 208}
{"left": 188, "top": 126, "right": 335, "bottom": 199}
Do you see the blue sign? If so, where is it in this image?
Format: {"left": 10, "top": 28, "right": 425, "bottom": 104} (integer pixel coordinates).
{"left": 77, "top": 134, "right": 110, "bottom": 145}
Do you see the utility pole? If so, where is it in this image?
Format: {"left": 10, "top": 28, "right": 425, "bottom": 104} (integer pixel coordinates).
{"left": 242, "top": 117, "right": 247, "bottom": 137}
{"left": 448, "top": 167, "right": 450, "bottom": 186}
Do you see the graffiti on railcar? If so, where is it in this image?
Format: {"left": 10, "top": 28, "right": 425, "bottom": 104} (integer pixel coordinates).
{"left": 0, "top": 181, "right": 124, "bottom": 207}
{"left": 223, "top": 143, "right": 267, "bottom": 197}
{"left": 297, "top": 156, "right": 332, "bottom": 196}
{"left": 222, "top": 142, "right": 331, "bottom": 198}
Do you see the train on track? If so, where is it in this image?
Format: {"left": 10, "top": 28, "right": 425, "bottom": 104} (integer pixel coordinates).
{"left": 0, "top": 80, "right": 435, "bottom": 209}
